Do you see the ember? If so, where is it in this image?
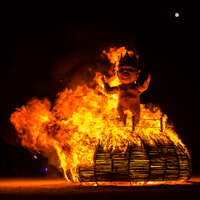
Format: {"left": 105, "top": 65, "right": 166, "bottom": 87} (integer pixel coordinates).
{"left": 10, "top": 47, "right": 191, "bottom": 184}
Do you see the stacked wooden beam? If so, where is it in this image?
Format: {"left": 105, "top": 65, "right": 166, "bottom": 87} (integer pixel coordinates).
{"left": 78, "top": 140, "right": 191, "bottom": 183}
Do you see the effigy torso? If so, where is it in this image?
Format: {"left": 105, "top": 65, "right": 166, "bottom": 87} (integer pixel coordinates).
{"left": 119, "top": 83, "right": 141, "bottom": 114}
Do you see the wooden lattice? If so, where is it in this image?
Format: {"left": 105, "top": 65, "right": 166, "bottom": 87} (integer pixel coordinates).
{"left": 78, "top": 139, "right": 191, "bottom": 183}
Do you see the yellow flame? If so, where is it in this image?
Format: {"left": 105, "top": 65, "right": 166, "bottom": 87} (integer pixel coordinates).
{"left": 10, "top": 47, "right": 190, "bottom": 183}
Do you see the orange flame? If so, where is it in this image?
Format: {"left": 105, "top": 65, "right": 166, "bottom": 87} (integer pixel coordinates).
{"left": 10, "top": 47, "right": 190, "bottom": 183}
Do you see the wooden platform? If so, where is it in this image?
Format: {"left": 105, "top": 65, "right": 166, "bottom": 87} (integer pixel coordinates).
{"left": 78, "top": 140, "right": 191, "bottom": 183}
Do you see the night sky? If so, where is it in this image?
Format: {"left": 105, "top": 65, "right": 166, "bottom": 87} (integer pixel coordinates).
{"left": 1, "top": 7, "right": 200, "bottom": 177}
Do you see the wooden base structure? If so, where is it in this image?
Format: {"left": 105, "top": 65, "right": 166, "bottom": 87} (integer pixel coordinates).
{"left": 78, "top": 139, "right": 191, "bottom": 183}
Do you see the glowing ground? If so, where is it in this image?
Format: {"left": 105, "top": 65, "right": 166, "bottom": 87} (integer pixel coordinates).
{"left": 0, "top": 176, "right": 199, "bottom": 200}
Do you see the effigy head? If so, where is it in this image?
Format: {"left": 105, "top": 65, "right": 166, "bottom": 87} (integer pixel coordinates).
{"left": 117, "top": 51, "right": 141, "bottom": 84}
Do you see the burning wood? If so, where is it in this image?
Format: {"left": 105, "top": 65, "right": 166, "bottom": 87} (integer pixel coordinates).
{"left": 79, "top": 141, "right": 191, "bottom": 183}
{"left": 10, "top": 47, "right": 191, "bottom": 184}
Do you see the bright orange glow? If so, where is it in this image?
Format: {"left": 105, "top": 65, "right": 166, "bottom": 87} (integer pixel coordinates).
{"left": 0, "top": 179, "right": 191, "bottom": 189}
{"left": 102, "top": 46, "right": 134, "bottom": 69}
{"left": 10, "top": 47, "right": 190, "bottom": 184}
{"left": 0, "top": 179, "right": 73, "bottom": 188}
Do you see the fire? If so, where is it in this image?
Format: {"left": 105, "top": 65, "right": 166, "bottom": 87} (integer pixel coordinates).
{"left": 10, "top": 47, "right": 190, "bottom": 183}
{"left": 102, "top": 46, "right": 134, "bottom": 70}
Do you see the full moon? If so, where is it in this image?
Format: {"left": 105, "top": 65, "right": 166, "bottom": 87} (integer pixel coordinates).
{"left": 175, "top": 12, "right": 180, "bottom": 18}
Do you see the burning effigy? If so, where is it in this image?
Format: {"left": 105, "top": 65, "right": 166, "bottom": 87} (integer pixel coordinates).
{"left": 10, "top": 47, "right": 191, "bottom": 184}
{"left": 102, "top": 50, "right": 151, "bottom": 131}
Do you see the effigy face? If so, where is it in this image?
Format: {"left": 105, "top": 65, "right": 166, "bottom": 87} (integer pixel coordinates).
{"left": 117, "top": 66, "right": 140, "bottom": 84}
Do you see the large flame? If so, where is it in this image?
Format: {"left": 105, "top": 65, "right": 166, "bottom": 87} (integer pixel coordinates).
{"left": 10, "top": 47, "right": 189, "bottom": 183}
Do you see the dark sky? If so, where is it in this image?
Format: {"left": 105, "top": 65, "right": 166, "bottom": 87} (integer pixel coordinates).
{"left": 1, "top": 7, "right": 200, "bottom": 177}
